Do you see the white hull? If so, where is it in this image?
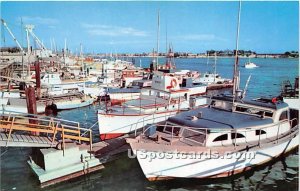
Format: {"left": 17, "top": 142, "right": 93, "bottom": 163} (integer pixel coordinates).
{"left": 132, "top": 133, "right": 298, "bottom": 179}
{"left": 54, "top": 98, "right": 94, "bottom": 110}
{"left": 245, "top": 62, "right": 258, "bottom": 69}
{"left": 98, "top": 110, "right": 178, "bottom": 137}
{"left": 109, "top": 93, "right": 141, "bottom": 103}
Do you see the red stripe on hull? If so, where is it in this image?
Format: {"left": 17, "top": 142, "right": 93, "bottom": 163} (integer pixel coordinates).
{"left": 100, "top": 133, "right": 124, "bottom": 140}
{"left": 110, "top": 99, "right": 126, "bottom": 106}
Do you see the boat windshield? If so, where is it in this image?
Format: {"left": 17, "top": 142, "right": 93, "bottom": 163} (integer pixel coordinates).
{"left": 235, "top": 105, "right": 273, "bottom": 118}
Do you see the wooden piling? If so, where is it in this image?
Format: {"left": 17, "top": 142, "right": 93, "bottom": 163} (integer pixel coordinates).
{"left": 35, "top": 61, "right": 41, "bottom": 99}
{"left": 25, "top": 86, "right": 39, "bottom": 135}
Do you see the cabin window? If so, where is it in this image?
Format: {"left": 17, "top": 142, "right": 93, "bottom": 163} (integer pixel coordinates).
{"left": 164, "top": 126, "right": 181, "bottom": 135}
{"left": 213, "top": 134, "right": 228, "bottom": 142}
{"left": 235, "top": 106, "right": 248, "bottom": 112}
{"left": 279, "top": 111, "right": 288, "bottom": 121}
{"left": 255, "top": 130, "right": 266, "bottom": 135}
{"left": 231, "top": 133, "right": 245, "bottom": 139}
{"left": 265, "top": 112, "right": 273, "bottom": 117}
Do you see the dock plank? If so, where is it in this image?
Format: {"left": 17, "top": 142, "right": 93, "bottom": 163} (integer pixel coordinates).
{"left": 16, "top": 134, "right": 23, "bottom": 142}
{"left": 20, "top": 135, "right": 30, "bottom": 142}
{"left": 0, "top": 133, "right": 8, "bottom": 141}
{"left": 24, "top": 135, "right": 35, "bottom": 143}
{"left": 36, "top": 136, "right": 47, "bottom": 144}
{"left": 30, "top": 136, "right": 39, "bottom": 143}
{"left": 10, "top": 134, "right": 19, "bottom": 142}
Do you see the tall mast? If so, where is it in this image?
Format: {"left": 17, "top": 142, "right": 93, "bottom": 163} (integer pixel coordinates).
{"left": 156, "top": 10, "right": 160, "bottom": 70}
{"left": 232, "top": 0, "right": 242, "bottom": 100}
{"left": 214, "top": 52, "right": 217, "bottom": 83}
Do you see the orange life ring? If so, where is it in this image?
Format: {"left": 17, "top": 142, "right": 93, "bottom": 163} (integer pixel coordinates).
{"left": 170, "top": 79, "right": 177, "bottom": 88}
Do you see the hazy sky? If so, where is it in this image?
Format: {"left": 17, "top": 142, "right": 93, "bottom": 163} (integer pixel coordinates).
{"left": 1, "top": 1, "right": 299, "bottom": 53}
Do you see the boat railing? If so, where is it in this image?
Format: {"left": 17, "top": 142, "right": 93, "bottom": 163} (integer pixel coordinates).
{"left": 290, "top": 118, "right": 298, "bottom": 128}
{"left": 139, "top": 118, "right": 298, "bottom": 148}
{"left": 103, "top": 96, "right": 170, "bottom": 115}
{"left": 0, "top": 111, "right": 93, "bottom": 155}
{"left": 134, "top": 112, "right": 176, "bottom": 136}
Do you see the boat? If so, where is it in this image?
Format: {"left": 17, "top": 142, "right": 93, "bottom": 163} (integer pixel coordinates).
{"left": 126, "top": 2, "right": 298, "bottom": 181}
{"left": 41, "top": 73, "right": 85, "bottom": 91}
{"left": 193, "top": 53, "right": 233, "bottom": 88}
{"left": 97, "top": 71, "right": 207, "bottom": 140}
{"left": 1, "top": 97, "right": 46, "bottom": 114}
{"left": 107, "top": 83, "right": 149, "bottom": 105}
{"left": 46, "top": 92, "right": 95, "bottom": 110}
{"left": 194, "top": 73, "right": 232, "bottom": 85}
{"left": 244, "top": 60, "right": 258, "bottom": 69}
{"left": 127, "top": 95, "right": 298, "bottom": 180}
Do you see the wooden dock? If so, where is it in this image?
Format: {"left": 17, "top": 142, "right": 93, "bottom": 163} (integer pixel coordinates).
{"left": 0, "top": 111, "right": 131, "bottom": 187}
{"left": 0, "top": 132, "right": 58, "bottom": 147}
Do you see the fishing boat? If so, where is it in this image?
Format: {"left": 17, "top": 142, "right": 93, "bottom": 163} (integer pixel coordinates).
{"left": 127, "top": 2, "right": 298, "bottom": 181}
{"left": 97, "top": 71, "right": 207, "bottom": 140}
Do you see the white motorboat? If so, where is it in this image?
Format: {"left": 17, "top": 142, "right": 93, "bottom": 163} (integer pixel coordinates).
{"left": 128, "top": 95, "right": 298, "bottom": 180}
{"left": 97, "top": 71, "right": 207, "bottom": 140}
{"left": 244, "top": 62, "right": 258, "bottom": 69}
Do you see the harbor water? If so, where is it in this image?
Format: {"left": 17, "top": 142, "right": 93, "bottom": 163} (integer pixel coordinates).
{"left": 0, "top": 57, "right": 298, "bottom": 190}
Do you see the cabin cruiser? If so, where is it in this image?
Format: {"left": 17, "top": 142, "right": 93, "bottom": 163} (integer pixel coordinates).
{"left": 97, "top": 71, "right": 207, "bottom": 140}
{"left": 127, "top": 95, "right": 299, "bottom": 180}
{"left": 193, "top": 72, "right": 232, "bottom": 86}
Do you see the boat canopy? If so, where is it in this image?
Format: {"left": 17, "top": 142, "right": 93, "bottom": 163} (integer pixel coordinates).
{"left": 167, "top": 107, "right": 274, "bottom": 130}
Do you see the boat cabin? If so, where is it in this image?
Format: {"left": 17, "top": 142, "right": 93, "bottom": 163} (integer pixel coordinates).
{"left": 41, "top": 73, "right": 62, "bottom": 85}
{"left": 144, "top": 95, "right": 296, "bottom": 148}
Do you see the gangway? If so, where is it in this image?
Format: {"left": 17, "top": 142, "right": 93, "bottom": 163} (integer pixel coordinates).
{"left": 0, "top": 111, "right": 93, "bottom": 153}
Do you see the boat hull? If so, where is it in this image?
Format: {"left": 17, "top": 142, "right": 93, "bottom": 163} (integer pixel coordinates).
{"left": 55, "top": 98, "right": 94, "bottom": 110}
{"left": 98, "top": 111, "right": 179, "bottom": 140}
{"left": 131, "top": 133, "right": 298, "bottom": 180}
{"left": 109, "top": 93, "right": 141, "bottom": 105}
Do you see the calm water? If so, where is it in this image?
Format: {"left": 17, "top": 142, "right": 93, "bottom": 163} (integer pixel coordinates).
{"left": 0, "top": 57, "right": 299, "bottom": 190}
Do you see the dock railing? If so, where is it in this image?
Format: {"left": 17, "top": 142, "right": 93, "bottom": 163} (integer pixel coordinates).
{"left": 0, "top": 110, "right": 93, "bottom": 154}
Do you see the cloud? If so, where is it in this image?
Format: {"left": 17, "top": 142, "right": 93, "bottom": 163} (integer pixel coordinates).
{"left": 21, "top": 16, "right": 59, "bottom": 26}
{"left": 81, "top": 23, "right": 149, "bottom": 37}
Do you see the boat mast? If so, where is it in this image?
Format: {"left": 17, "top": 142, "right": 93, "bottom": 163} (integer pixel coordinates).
{"left": 232, "top": 0, "right": 242, "bottom": 101}
{"left": 156, "top": 10, "right": 160, "bottom": 70}
{"left": 214, "top": 52, "right": 217, "bottom": 83}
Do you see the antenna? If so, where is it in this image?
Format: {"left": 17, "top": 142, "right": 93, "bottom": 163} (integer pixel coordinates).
{"left": 242, "top": 74, "right": 252, "bottom": 99}
{"left": 232, "top": 0, "right": 242, "bottom": 101}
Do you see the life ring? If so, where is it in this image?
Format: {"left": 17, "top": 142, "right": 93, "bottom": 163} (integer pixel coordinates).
{"left": 170, "top": 79, "right": 177, "bottom": 88}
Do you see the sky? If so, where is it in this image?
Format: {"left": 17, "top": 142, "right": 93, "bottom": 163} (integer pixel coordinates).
{"left": 1, "top": 1, "right": 299, "bottom": 54}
